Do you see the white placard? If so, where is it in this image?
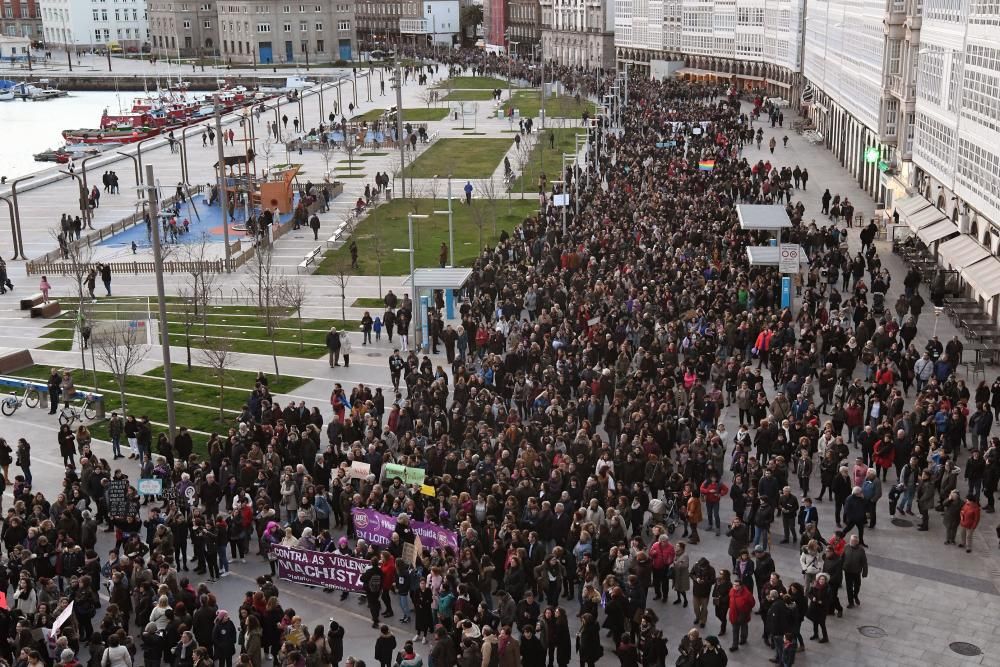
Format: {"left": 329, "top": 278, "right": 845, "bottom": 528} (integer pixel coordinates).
{"left": 778, "top": 244, "right": 799, "bottom": 274}
{"left": 553, "top": 193, "right": 569, "bottom": 207}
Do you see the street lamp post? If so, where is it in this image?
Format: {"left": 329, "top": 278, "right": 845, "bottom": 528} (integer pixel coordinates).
{"left": 214, "top": 94, "right": 232, "bottom": 269}
{"left": 431, "top": 177, "right": 454, "bottom": 266}
{"left": 144, "top": 164, "right": 178, "bottom": 442}
{"left": 115, "top": 152, "right": 141, "bottom": 186}
{"left": 59, "top": 170, "right": 92, "bottom": 232}
{"left": 8, "top": 175, "right": 33, "bottom": 259}
{"left": 80, "top": 154, "right": 103, "bottom": 229}
{"left": 0, "top": 195, "right": 18, "bottom": 259}
{"left": 395, "top": 213, "right": 429, "bottom": 350}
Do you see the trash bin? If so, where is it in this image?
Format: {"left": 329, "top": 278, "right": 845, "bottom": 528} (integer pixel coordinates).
{"left": 497, "top": 108, "right": 504, "bottom": 119}
{"left": 385, "top": 187, "right": 392, "bottom": 202}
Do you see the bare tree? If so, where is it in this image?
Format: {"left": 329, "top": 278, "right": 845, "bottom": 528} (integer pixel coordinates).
{"left": 477, "top": 178, "right": 501, "bottom": 237}
{"left": 198, "top": 336, "right": 239, "bottom": 423}
{"left": 91, "top": 321, "right": 150, "bottom": 418}
{"left": 319, "top": 143, "right": 336, "bottom": 181}
{"left": 417, "top": 86, "right": 436, "bottom": 109}
{"left": 281, "top": 279, "right": 308, "bottom": 351}
{"left": 343, "top": 132, "right": 361, "bottom": 173}
{"left": 52, "top": 231, "right": 95, "bottom": 374}
{"left": 259, "top": 136, "right": 276, "bottom": 174}
{"left": 176, "top": 286, "right": 197, "bottom": 370}
{"left": 182, "top": 232, "right": 219, "bottom": 337}
{"left": 369, "top": 204, "right": 387, "bottom": 298}
{"left": 514, "top": 135, "right": 535, "bottom": 195}
{"left": 244, "top": 241, "right": 284, "bottom": 376}
{"left": 327, "top": 252, "right": 353, "bottom": 322}
{"left": 469, "top": 198, "right": 489, "bottom": 251}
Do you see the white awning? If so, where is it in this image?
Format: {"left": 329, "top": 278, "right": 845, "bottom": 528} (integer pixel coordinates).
{"left": 400, "top": 267, "right": 473, "bottom": 290}
{"left": 938, "top": 235, "right": 991, "bottom": 269}
{"left": 745, "top": 245, "right": 808, "bottom": 267}
{"left": 737, "top": 204, "right": 792, "bottom": 230}
{"left": 917, "top": 218, "right": 959, "bottom": 244}
{"left": 675, "top": 67, "right": 716, "bottom": 77}
{"left": 963, "top": 256, "right": 1000, "bottom": 299}
{"left": 908, "top": 205, "right": 947, "bottom": 231}
{"left": 894, "top": 194, "right": 931, "bottom": 221}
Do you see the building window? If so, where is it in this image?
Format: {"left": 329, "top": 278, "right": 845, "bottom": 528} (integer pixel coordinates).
{"left": 93, "top": 8, "right": 99, "bottom": 19}
{"left": 282, "top": 4, "right": 290, "bottom": 12}
{"left": 338, "top": 20, "right": 349, "bottom": 30}
{"left": 283, "top": 21, "right": 291, "bottom": 30}
{"left": 203, "top": 19, "right": 211, "bottom": 28}
{"left": 94, "top": 28, "right": 101, "bottom": 40}
{"left": 256, "top": 22, "right": 270, "bottom": 31}
{"left": 315, "top": 4, "right": 322, "bottom": 10}
{"left": 183, "top": 18, "right": 191, "bottom": 27}
{"left": 316, "top": 38, "right": 323, "bottom": 51}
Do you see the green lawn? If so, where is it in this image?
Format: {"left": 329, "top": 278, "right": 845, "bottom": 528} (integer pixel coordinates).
{"left": 504, "top": 91, "right": 597, "bottom": 121}
{"left": 316, "top": 198, "right": 539, "bottom": 276}
{"left": 353, "top": 108, "right": 449, "bottom": 122}
{"left": 362, "top": 152, "right": 389, "bottom": 157}
{"left": 402, "top": 138, "right": 512, "bottom": 179}
{"left": 444, "top": 90, "right": 495, "bottom": 102}
{"left": 351, "top": 297, "right": 385, "bottom": 308}
{"left": 510, "top": 128, "right": 583, "bottom": 193}
{"left": 6, "top": 364, "right": 308, "bottom": 447}
{"left": 437, "top": 76, "right": 521, "bottom": 90}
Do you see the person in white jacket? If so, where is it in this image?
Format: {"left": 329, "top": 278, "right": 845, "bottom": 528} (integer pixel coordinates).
{"left": 340, "top": 331, "right": 352, "bottom": 368}
{"left": 800, "top": 539, "right": 824, "bottom": 589}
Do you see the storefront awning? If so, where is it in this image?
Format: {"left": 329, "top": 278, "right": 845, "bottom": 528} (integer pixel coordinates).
{"left": 916, "top": 218, "right": 959, "bottom": 245}
{"left": 907, "top": 205, "right": 947, "bottom": 231}
{"left": 938, "top": 235, "right": 991, "bottom": 269}
{"left": 962, "top": 256, "right": 1000, "bottom": 299}
{"left": 766, "top": 79, "right": 791, "bottom": 89}
{"left": 894, "top": 194, "right": 932, "bottom": 222}
{"left": 675, "top": 67, "right": 716, "bottom": 77}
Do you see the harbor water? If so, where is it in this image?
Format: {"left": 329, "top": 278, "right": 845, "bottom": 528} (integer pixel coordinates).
{"left": 0, "top": 90, "right": 129, "bottom": 179}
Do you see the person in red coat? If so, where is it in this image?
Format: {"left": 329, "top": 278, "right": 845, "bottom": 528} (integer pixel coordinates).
{"left": 959, "top": 496, "right": 982, "bottom": 553}
{"left": 873, "top": 436, "right": 895, "bottom": 482}
{"left": 727, "top": 579, "right": 755, "bottom": 652}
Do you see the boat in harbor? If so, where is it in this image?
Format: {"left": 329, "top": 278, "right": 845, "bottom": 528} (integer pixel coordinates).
{"left": 12, "top": 80, "right": 68, "bottom": 100}
{"left": 34, "top": 141, "right": 124, "bottom": 163}
{"left": 61, "top": 85, "right": 274, "bottom": 144}
{"left": 0, "top": 89, "right": 13, "bottom": 101}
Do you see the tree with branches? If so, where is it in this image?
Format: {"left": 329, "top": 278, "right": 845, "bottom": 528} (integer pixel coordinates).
{"left": 245, "top": 241, "right": 285, "bottom": 376}
{"left": 319, "top": 143, "right": 336, "bottom": 181}
{"left": 514, "top": 135, "right": 535, "bottom": 195}
{"left": 477, "top": 178, "right": 501, "bottom": 237}
{"left": 91, "top": 321, "right": 150, "bottom": 419}
{"left": 470, "top": 198, "right": 490, "bottom": 251}
{"left": 417, "top": 86, "right": 437, "bottom": 109}
{"left": 52, "top": 231, "right": 95, "bottom": 374}
{"left": 176, "top": 287, "right": 197, "bottom": 370}
{"left": 182, "top": 232, "right": 218, "bottom": 338}
{"left": 327, "top": 252, "right": 353, "bottom": 322}
{"left": 281, "top": 279, "right": 308, "bottom": 351}
{"left": 199, "top": 336, "right": 239, "bottom": 423}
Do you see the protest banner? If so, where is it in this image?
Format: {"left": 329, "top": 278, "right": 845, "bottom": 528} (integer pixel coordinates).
{"left": 106, "top": 479, "right": 130, "bottom": 516}
{"left": 347, "top": 461, "right": 371, "bottom": 479}
{"left": 382, "top": 463, "right": 426, "bottom": 485}
{"left": 351, "top": 508, "right": 458, "bottom": 552}
{"left": 137, "top": 478, "right": 164, "bottom": 496}
{"left": 271, "top": 544, "right": 368, "bottom": 591}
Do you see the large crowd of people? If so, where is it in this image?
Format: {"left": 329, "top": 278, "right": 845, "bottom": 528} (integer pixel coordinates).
{"left": 0, "top": 51, "right": 996, "bottom": 667}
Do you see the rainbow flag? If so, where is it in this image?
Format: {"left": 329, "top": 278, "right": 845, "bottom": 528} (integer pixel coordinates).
{"left": 698, "top": 159, "right": 716, "bottom": 171}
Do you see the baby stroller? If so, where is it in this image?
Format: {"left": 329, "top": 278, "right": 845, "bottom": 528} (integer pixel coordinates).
{"left": 872, "top": 291, "right": 886, "bottom": 317}
{"left": 646, "top": 495, "right": 678, "bottom": 535}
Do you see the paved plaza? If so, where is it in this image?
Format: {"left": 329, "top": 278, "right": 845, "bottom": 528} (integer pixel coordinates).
{"left": 0, "top": 71, "right": 997, "bottom": 667}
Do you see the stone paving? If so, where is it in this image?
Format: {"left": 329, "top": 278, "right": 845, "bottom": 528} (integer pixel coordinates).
{"left": 0, "top": 78, "right": 999, "bottom": 666}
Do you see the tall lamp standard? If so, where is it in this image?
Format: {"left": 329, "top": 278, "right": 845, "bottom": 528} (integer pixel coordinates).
{"left": 394, "top": 213, "right": 429, "bottom": 350}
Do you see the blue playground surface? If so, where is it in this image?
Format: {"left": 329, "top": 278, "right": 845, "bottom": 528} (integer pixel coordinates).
{"left": 98, "top": 193, "right": 301, "bottom": 249}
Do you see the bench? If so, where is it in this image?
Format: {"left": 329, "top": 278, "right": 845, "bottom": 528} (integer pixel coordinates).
{"left": 297, "top": 246, "right": 323, "bottom": 273}
{"left": 30, "top": 301, "right": 61, "bottom": 318}
{"left": 20, "top": 293, "right": 45, "bottom": 310}
{"left": 326, "top": 222, "right": 349, "bottom": 249}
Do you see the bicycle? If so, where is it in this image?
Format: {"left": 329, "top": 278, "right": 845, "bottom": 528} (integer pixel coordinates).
{"left": 0, "top": 385, "right": 40, "bottom": 416}
{"left": 58, "top": 394, "right": 98, "bottom": 426}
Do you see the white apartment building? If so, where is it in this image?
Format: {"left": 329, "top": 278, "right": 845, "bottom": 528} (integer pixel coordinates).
{"left": 908, "top": 0, "right": 1000, "bottom": 313}
{"left": 399, "top": 0, "right": 459, "bottom": 45}
{"left": 801, "top": 0, "right": 921, "bottom": 200}
{"left": 614, "top": 0, "right": 803, "bottom": 99}
{"left": 539, "top": 0, "right": 615, "bottom": 69}
{"left": 40, "top": 0, "right": 149, "bottom": 50}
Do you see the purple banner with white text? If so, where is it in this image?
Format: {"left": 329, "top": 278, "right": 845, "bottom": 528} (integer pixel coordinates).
{"left": 351, "top": 508, "right": 459, "bottom": 552}
{"left": 272, "top": 544, "right": 368, "bottom": 591}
